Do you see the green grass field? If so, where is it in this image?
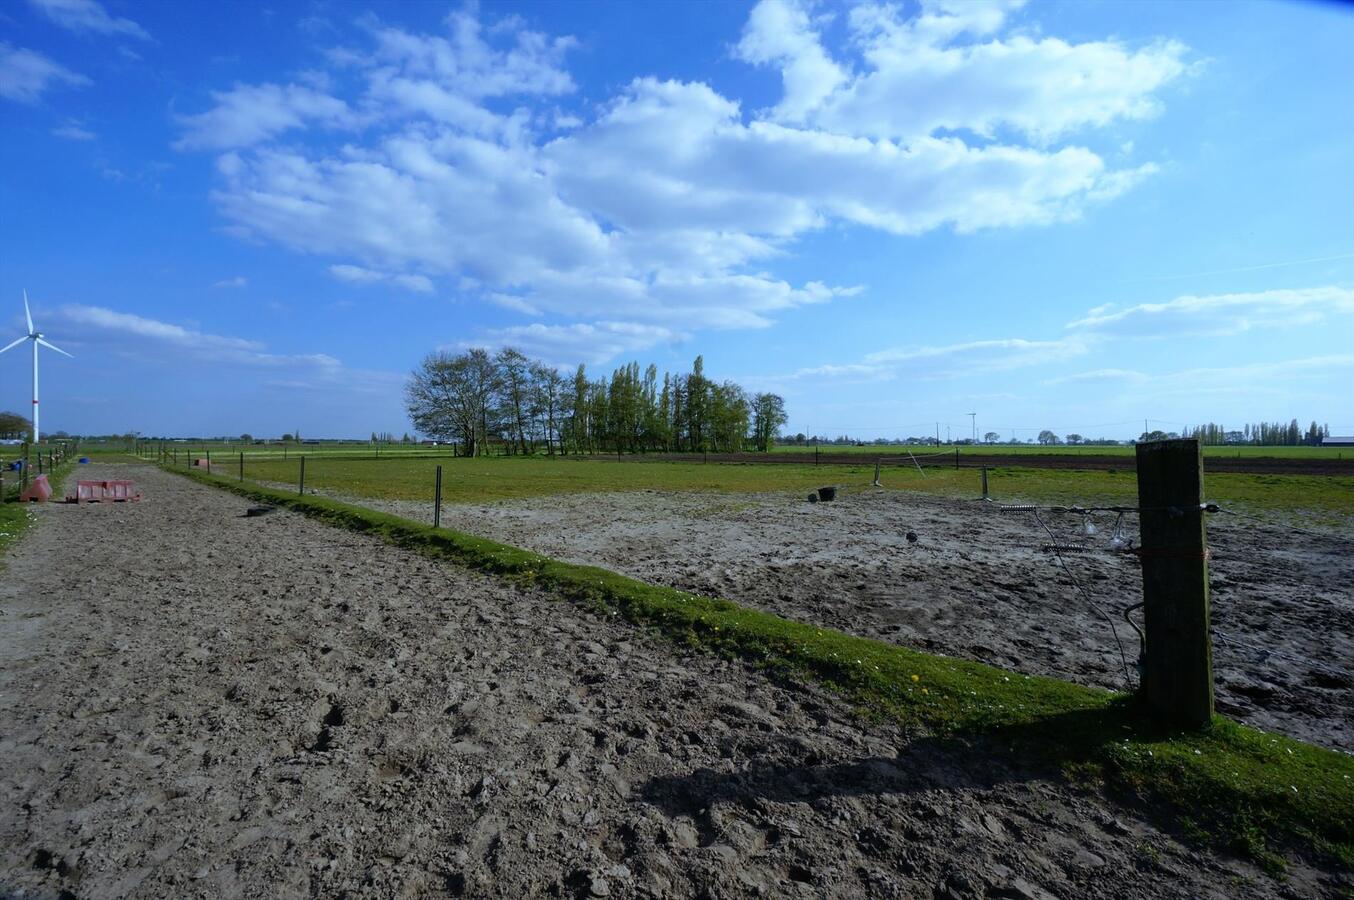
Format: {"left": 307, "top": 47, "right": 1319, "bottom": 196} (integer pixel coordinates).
{"left": 772, "top": 442, "right": 1350, "bottom": 459}
{"left": 201, "top": 454, "right": 1353, "bottom": 530}
{"left": 104, "top": 438, "right": 1353, "bottom": 465}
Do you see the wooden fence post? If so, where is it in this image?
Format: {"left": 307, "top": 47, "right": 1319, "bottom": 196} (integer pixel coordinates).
{"left": 299, "top": 456, "right": 306, "bottom": 496}
{"left": 981, "top": 466, "right": 989, "bottom": 499}
{"left": 434, "top": 465, "right": 442, "bottom": 528}
{"left": 239, "top": 451, "right": 244, "bottom": 482}
{"left": 1135, "top": 438, "right": 1214, "bottom": 729}
{"left": 206, "top": 450, "right": 211, "bottom": 475}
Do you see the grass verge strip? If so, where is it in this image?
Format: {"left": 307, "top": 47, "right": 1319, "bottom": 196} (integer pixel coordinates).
{"left": 170, "top": 463, "right": 1352, "bottom": 872}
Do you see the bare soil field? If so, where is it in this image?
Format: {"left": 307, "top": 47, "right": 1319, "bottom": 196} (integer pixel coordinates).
{"left": 353, "top": 487, "right": 1354, "bottom": 753}
{"left": 2, "top": 464, "right": 1342, "bottom": 897}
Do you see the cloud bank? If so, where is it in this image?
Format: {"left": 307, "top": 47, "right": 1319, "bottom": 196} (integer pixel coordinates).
{"left": 177, "top": 0, "right": 1190, "bottom": 359}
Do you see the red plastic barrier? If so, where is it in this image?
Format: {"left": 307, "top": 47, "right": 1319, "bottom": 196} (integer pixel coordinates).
{"left": 66, "top": 480, "right": 142, "bottom": 503}
{"left": 19, "top": 474, "right": 51, "bottom": 503}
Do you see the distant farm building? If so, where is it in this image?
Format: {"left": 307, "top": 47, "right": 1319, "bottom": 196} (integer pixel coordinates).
{"left": 1322, "top": 436, "right": 1354, "bottom": 446}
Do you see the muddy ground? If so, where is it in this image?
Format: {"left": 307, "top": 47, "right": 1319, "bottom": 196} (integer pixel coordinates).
{"left": 342, "top": 486, "right": 1354, "bottom": 753}
{"left": 1, "top": 464, "right": 1344, "bottom": 898}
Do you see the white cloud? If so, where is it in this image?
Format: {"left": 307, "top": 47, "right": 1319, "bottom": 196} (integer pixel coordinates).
{"left": 212, "top": 276, "right": 248, "bottom": 288}
{"left": 329, "top": 264, "right": 385, "bottom": 285}
{"left": 175, "top": 83, "right": 356, "bottom": 151}
{"left": 51, "top": 305, "right": 400, "bottom": 395}
{"left": 392, "top": 274, "right": 434, "bottom": 293}
{"left": 1067, "top": 286, "right": 1354, "bottom": 338}
{"left": 468, "top": 320, "right": 683, "bottom": 366}
{"left": 1046, "top": 355, "right": 1354, "bottom": 399}
{"left": 328, "top": 264, "right": 434, "bottom": 293}
{"left": 862, "top": 336, "right": 1090, "bottom": 373}
{"left": 738, "top": 0, "right": 1189, "bottom": 144}
{"left": 1043, "top": 367, "right": 1148, "bottom": 386}
{"left": 736, "top": 0, "right": 847, "bottom": 123}
{"left": 179, "top": 3, "right": 1189, "bottom": 361}
{"left": 27, "top": 0, "right": 150, "bottom": 41}
{"left": 52, "top": 121, "right": 95, "bottom": 140}
{"left": 0, "top": 42, "right": 89, "bottom": 103}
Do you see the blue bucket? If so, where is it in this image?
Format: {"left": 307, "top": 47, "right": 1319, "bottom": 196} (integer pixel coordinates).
{"left": 79, "top": 457, "right": 90, "bottom": 464}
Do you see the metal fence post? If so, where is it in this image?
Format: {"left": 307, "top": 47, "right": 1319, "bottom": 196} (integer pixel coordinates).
{"left": 1135, "top": 438, "right": 1214, "bottom": 729}
{"left": 434, "top": 465, "right": 442, "bottom": 528}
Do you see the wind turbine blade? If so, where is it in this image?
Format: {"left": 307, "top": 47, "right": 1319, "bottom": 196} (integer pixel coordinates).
{"left": 36, "top": 338, "right": 73, "bottom": 358}
{"left": 0, "top": 335, "right": 28, "bottom": 355}
{"left": 23, "top": 290, "right": 33, "bottom": 334}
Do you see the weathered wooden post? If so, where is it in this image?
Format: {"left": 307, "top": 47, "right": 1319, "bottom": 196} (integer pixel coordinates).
{"left": 299, "top": 456, "right": 306, "bottom": 496}
{"left": 981, "top": 466, "right": 989, "bottom": 499}
{"left": 1135, "top": 438, "right": 1213, "bottom": 729}
{"left": 206, "top": 449, "right": 211, "bottom": 475}
{"left": 239, "top": 451, "right": 244, "bottom": 482}
{"left": 434, "top": 465, "right": 443, "bottom": 528}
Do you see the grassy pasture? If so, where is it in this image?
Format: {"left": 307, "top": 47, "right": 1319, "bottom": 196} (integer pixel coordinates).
{"left": 114, "top": 440, "right": 1352, "bottom": 464}
{"left": 772, "top": 443, "right": 1350, "bottom": 459}
{"left": 216, "top": 454, "right": 1354, "bottom": 529}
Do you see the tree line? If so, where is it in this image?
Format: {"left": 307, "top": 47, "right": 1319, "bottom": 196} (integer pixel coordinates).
{"left": 405, "top": 348, "right": 788, "bottom": 457}
{"left": 1181, "top": 420, "right": 1331, "bottom": 446}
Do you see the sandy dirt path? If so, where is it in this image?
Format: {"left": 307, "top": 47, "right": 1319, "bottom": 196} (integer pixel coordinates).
{"left": 1, "top": 465, "right": 1341, "bottom": 898}
{"left": 332, "top": 486, "right": 1352, "bottom": 753}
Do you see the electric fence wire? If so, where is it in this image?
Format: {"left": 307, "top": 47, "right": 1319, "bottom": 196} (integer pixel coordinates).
{"left": 1214, "top": 508, "right": 1354, "bottom": 543}
{"left": 1030, "top": 508, "right": 1136, "bottom": 688}
{"left": 988, "top": 500, "right": 1354, "bottom": 544}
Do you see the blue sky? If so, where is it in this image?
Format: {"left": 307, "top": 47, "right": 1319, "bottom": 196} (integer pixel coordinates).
{"left": 2, "top": 0, "right": 1352, "bottom": 440}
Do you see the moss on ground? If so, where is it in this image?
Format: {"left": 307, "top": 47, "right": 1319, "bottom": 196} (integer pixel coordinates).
{"left": 171, "top": 463, "right": 1353, "bottom": 874}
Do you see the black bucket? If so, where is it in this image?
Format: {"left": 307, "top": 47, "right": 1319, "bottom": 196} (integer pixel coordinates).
{"left": 817, "top": 486, "right": 837, "bottom": 502}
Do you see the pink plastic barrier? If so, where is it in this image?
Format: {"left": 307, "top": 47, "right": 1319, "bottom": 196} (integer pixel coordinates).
{"left": 19, "top": 474, "right": 51, "bottom": 503}
{"left": 67, "top": 480, "right": 141, "bottom": 503}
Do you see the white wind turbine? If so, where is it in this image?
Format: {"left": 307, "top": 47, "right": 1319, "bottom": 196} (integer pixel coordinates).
{"left": 0, "top": 291, "right": 73, "bottom": 443}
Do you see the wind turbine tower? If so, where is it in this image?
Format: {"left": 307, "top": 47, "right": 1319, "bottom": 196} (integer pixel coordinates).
{"left": 1, "top": 291, "right": 73, "bottom": 443}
